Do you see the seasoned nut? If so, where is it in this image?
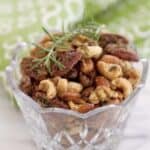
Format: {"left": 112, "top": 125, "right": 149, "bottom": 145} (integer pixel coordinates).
{"left": 95, "top": 76, "right": 110, "bottom": 87}
{"left": 51, "top": 76, "right": 61, "bottom": 86}
{"left": 101, "top": 55, "right": 121, "bottom": 65}
{"left": 81, "top": 87, "right": 94, "bottom": 98}
{"left": 39, "top": 79, "right": 57, "bottom": 100}
{"left": 89, "top": 91, "right": 99, "bottom": 104}
{"left": 68, "top": 101, "right": 94, "bottom": 113}
{"left": 99, "top": 33, "right": 129, "bottom": 49}
{"left": 112, "top": 77, "right": 133, "bottom": 98}
{"left": 86, "top": 46, "right": 103, "bottom": 58}
{"left": 123, "top": 67, "right": 141, "bottom": 87}
{"left": 97, "top": 61, "right": 123, "bottom": 80}
{"left": 49, "top": 98, "right": 69, "bottom": 109}
{"left": 107, "top": 99, "right": 120, "bottom": 105}
{"left": 110, "top": 49, "right": 139, "bottom": 61}
{"left": 78, "top": 103, "right": 95, "bottom": 113}
{"left": 95, "top": 86, "right": 108, "bottom": 102}
{"left": 72, "top": 34, "right": 89, "bottom": 46}
{"left": 79, "top": 72, "right": 93, "bottom": 87}
{"left": 80, "top": 58, "right": 94, "bottom": 74}
{"left": 61, "top": 92, "right": 81, "bottom": 103}
{"left": 57, "top": 78, "right": 68, "bottom": 95}
{"left": 20, "top": 76, "right": 32, "bottom": 95}
{"left": 65, "top": 68, "right": 78, "bottom": 79}
{"left": 68, "top": 81, "right": 83, "bottom": 93}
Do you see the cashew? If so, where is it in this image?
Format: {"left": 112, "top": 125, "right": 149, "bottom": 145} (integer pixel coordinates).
{"left": 112, "top": 77, "right": 133, "bottom": 98}
{"left": 68, "top": 101, "right": 80, "bottom": 111}
{"left": 89, "top": 91, "right": 99, "bottom": 104}
{"left": 80, "top": 58, "right": 94, "bottom": 74}
{"left": 95, "top": 86, "right": 108, "bottom": 102}
{"left": 101, "top": 55, "right": 121, "bottom": 65}
{"left": 124, "top": 67, "right": 141, "bottom": 87}
{"left": 86, "top": 46, "right": 103, "bottom": 58}
{"left": 68, "top": 81, "right": 83, "bottom": 93}
{"left": 68, "top": 101, "right": 94, "bottom": 113}
{"left": 57, "top": 78, "right": 68, "bottom": 95}
{"left": 97, "top": 61, "right": 123, "bottom": 80}
{"left": 39, "top": 79, "right": 57, "bottom": 99}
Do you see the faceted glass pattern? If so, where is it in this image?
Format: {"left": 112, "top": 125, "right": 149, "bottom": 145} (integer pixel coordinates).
{"left": 5, "top": 42, "right": 149, "bottom": 150}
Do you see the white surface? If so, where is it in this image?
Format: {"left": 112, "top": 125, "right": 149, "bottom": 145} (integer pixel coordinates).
{"left": 0, "top": 71, "right": 150, "bottom": 150}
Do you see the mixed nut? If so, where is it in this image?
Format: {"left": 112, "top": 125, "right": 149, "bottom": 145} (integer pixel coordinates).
{"left": 20, "top": 29, "right": 141, "bottom": 113}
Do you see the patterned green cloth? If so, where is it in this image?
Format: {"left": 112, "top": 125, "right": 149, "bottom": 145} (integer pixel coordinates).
{"left": 0, "top": 0, "right": 150, "bottom": 71}
{"left": 0, "top": 0, "right": 84, "bottom": 70}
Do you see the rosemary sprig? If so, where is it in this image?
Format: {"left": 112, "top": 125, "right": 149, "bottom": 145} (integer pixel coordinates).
{"left": 32, "top": 22, "right": 102, "bottom": 73}
{"left": 31, "top": 43, "right": 65, "bottom": 73}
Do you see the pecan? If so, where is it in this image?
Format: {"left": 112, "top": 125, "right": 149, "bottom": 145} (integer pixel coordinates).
{"left": 20, "top": 76, "right": 32, "bottom": 95}
{"left": 79, "top": 71, "right": 96, "bottom": 87}
{"left": 51, "top": 50, "right": 82, "bottom": 76}
{"left": 20, "top": 57, "right": 48, "bottom": 81}
{"left": 80, "top": 58, "right": 94, "bottom": 74}
{"left": 81, "top": 87, "right": 94, "bottom": 98}
{"left": 65, "top": 67, "right": 78, "bottom": 79}
{"left": 111, "top": 49, "right": 139, "bottom": 61}
{"left": 99, "top": 33, "right": 129, "bottom": 49}
{"left": 95, "top": 76, "right": 110, "bottom": 87}
{"left": 50, "top": 98, "right": 69, "bottom": 109}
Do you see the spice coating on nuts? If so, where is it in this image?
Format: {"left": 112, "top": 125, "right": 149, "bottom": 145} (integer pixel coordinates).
{"left": 20, "top": 29, "right": 141, "bottom": 113}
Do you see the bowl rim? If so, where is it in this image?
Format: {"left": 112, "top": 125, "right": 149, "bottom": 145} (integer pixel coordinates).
{"left": 5, "top": 42, "right": 149, "bottom": 119}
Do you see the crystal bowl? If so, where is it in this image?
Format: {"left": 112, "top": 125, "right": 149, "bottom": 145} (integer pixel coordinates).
{"left": 5, "top": 42, "right": 149, "bottom": 150}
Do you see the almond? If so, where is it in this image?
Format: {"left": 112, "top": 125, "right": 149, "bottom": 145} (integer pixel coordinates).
{"left": 78, "top": 103, "right": 95, "bottom": 113}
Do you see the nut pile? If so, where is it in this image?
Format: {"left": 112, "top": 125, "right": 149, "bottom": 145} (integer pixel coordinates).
{"left": 20, "top": 32, "right": 141, "bottom": 113}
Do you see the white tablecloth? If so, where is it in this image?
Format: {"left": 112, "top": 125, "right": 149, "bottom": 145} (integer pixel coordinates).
{"left": 0, "top": 69, "right": 150, "bottom": 150}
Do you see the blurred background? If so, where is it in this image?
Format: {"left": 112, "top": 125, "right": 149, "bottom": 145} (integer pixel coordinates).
{"left": 0, "top": 0, "right": 150, "bottom": 72}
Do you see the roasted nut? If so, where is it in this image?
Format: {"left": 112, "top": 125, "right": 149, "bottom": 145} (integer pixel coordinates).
{"left": 110, "top": 49, "right": 139, "bottom": 61}
{"left": 78, "top": 103, "right": 95, "bottom": 113}
{"left": 49, "top": 98, "right": 69, "bottom": 109}
{"left": 20, "top": 57, "right": 48, "bottom": 81}
{"left": 68, "top": 81, "right": 83, "bottom": 93}
{"left": 65, "top": 68, "right": 78, "bottom": 79}
{"left": 101, "top": 55, "right": 121, "bottom": 65}
{"left": 61, "top": 92, "right": 81, "bottom": 103}
{"left": 79, "top": 72, "right": 93, "bottom": 87}
{"left": 86, "top": 46, "right": 103, "bottom": 58}
{"left": 39, "top": 79, "right": 57, "bottom": 99}
{"left": 80, "top": 58, "right": 94, "bottom": 74}
{"left": 95, "top": 86, "right": 108, "bottom": 102}
{"left": 97, "top": 61, "right": 123, "bottom": 80}
{"left": 81, "top": 87, "right": 94, "bottom": 98}
{"left": 51, "top": 76, "right": 61, "bottom": 85}
{"left": 95, "top": 76, "right": 110, "bottom": 87}
{"left": 68, "top": 101, "right": 94, "bottom": 113}
{"left": 57, "top": 78, "right": 68, "bottom": 95}
{"left": 112, "top": 77, "right": 133, "bottom": 98}
{"left": 99, "top": 33, "right": 129, "bottom": 49}
{"left": 89, "top": 91, "right": 99, "bottom": 104}
{"left": 123, "top": 67, "right": 141, "bottom": 87}
{"left": 107, "top": 99, "right": 120, "bottom": 105}
{"left": 20, "top": 76, "right": 32, "bottom": 95}
{"left": 72, "top": 34, "right": 89, "bottom": 46}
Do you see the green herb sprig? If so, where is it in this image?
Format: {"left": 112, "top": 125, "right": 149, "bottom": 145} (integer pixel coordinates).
{"left": 32, "top": 22, "right": 102, "bottom": 73}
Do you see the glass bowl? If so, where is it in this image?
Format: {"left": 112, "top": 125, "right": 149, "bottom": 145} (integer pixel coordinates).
{"left": 5, "top": 42, "right": 149, "bottom": 150}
